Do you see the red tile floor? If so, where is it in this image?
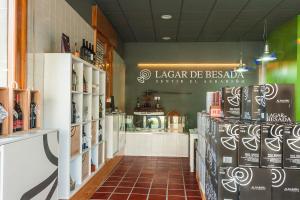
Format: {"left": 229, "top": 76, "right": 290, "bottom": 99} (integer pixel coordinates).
{"left": 90, "top": 156, "right": 202, "bottom": 200}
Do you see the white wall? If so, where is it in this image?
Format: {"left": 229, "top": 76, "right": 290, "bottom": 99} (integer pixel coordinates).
{"left": 112, "top": 50, "right": 126, "bottom": 112}
{"left": 27, "top": 0, "right": 94, "bottom": 126}
{"left": 27, "top": 0, "right": 94, "bottom": 90}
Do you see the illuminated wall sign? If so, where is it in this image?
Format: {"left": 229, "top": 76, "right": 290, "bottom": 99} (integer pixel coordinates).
{"left": 137, "top": 63, "right": 246, "bottom": 85}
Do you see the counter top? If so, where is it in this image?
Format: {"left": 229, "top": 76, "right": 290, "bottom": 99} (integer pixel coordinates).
{"left": 0, "top": 129, "right": 57, "bottom": 146}
{"left": 126, "top": 130, "right": 188, "bottom": 135}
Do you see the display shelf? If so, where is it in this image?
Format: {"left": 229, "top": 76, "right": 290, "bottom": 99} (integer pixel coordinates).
{"left": 44, "top": 53, "right": 106, "bottom": 199}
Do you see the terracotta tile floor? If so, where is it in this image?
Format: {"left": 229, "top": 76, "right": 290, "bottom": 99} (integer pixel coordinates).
{"left": 90, "top": 156, "right": 202, "bottom": 200}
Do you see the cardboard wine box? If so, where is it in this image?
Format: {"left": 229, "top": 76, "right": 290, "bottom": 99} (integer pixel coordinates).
{"left": 239, "top": 168, "right": 272, "bottom": 200}
{"left": 218, "top": 167, "right": 239, "bottom": 200}
{"left": 283, "top": 124, "right": 300, "bottom": 169}
{"left": 271, "top": 169, "right": 300, "bottom": 200}
{"left": 222, "top": 87, "right": 241, "bottom": 118}
{"left": 260, "top": 84, "right": 295, "bottom": 122}
{"left": 260, "top": 123, "right": 284, "bottom": 168}
{"left": 217, "top": 121, "right": 239, "bottom": 167}
{"left": 241, "top": 85, "right": 262, "bottom": 120}
{"left": 239, "top": 123, "right": 261, "bottom": 167}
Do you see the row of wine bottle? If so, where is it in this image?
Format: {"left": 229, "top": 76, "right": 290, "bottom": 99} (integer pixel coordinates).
{"left": 80, "top": 39, "right": 96, "bottom": 65}
{"left": 12, "top": 94, "right": 37, "bottom": 132}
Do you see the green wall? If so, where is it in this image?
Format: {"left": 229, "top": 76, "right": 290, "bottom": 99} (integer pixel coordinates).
{"left": 267, "top": 16, "right": 300, "bottom": 121}
{"left": 124, "top": 42, "right": 263, "bottom": 128}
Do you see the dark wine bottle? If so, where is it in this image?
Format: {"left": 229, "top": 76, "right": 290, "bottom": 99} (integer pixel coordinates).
{"left": 71, "top": 95, "right": 77, "bottom": 124}
{"left": 0, "top": 103, "right": 3, "bottom": 134}
{"left": 89, "top": 43, "right": 93, "bottom": 64}
{"left": 85, "top": 41, "right": 90, "bottom": 62}
{"left": 99, "top": 99, "right": 103, "bottom": 118}
{"left": 83, "top": 74, "right": 88, "bottom": 93}
{"left": 13, "top": 94, "right": 23, "bottom": 131}
{"left": 30, "top": 95, "right": 37, "bottom": 129}
{"left": 92, "top": 44, "right": 96, "bottom": 65}
{"left": 80, "top": 39, "right": 85, "bottom": 59}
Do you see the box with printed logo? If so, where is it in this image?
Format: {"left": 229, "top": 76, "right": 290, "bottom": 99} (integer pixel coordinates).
{"left": 218, "top": 167, "right": 239, "bottom": 200}
{"left": 241, "top": 85, "right": 262, "bottom": 120}
{"left": 283, "top": 124, "right": 300, "bottom": 169}
{"left": 238, "top": 123, "right": 261, "bottom": 167}
{"left": 271, "top": 169, "right": 300, "bottom": 200}
{"left": 216, "top": 121, "right": 239, "bottom": 167}
{"left": 239, "top": 167, "right": 272, "bottom": 200}
{"left": 260, "top": 123, "right": 284, "bottom": 168}
{"left": 221, "top": 87, "right": 241, "bottom": 118}
{"left": 260, "top": 84, "right": 294, "bottom": 122}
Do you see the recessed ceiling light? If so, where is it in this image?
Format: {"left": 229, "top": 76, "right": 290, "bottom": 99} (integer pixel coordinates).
{"left": 162, "top": 36, "right": 171, "bottom": 40}
{"left": 161, "top": 14, "right": 172, "bottom": 20}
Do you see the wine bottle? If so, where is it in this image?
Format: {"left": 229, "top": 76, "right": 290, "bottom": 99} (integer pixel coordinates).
{"left": 85, "top": 41, "right": 89, "bottom": 62}
{"left": 99, "top": 99, "right": 103, "bottom": 118}
{"left": 89, "top": 43, "right": 93, "bottom": 63}
{"left": 0, "top": 103, "right": 3, "bottom": 134}
{"left": 83, "top": 74, "right": 88, "bottom": 93}
{"left": 13, "top": 94, "right": 23, "bottom": 131}
{"left": 71, "top": 95, "right": 77, "bottom": 124}
{"left": 82, "top": 126, "right": 88, "bottom": 150}
{"left": 72, "top": 64, "right": 78, "bottom": 91}
{"left": 30, "top": 95, "right": 37, "bottom": 129}
{"left": 80, "top": 39, "right": 85, "bottom": 59}
{"left": 92, "top": 44, "right": 96, "bottom": 65}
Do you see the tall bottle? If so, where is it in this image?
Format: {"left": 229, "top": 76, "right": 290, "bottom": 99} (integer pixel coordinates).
{"left": 80, "top": 39, "right": 86, "bottom": 60}
{"left": 71, "top": 95, "right": 77, "bottom": 124}
{"left": 85, "top": 41, "right": 90, "bottom": 62}
{"left": 13, "top": 94, "right": 23, "bottom": 132}
{"left": 83, "top": 74, "right": 88, "bottom": 93}
{"left": 30, "top": 95, "right": 37, "bottom": 129}
{"left": 82, "top": 125, "right": 88, "bottom": 150}
{"left": 99, "top": 99, "right": 103, "bottom": 118}
{"left": 0, "top": 103, "right": 3, "bottom": 134}
{"left": 92, "top": 44, "right": 96, "bottom": 65}
{"left": 72, "top": 64, "right": 78, "bottom": 91}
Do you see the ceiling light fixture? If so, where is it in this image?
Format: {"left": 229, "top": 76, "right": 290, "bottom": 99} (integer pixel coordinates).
{"left": 256, "top": 20, "right": 277, "bottom": 63}
{"left": 162, "top": 36, "right": 171, "bottom": 40}
{"left": 161, "top": 14, "right": 172, "bottom": 20}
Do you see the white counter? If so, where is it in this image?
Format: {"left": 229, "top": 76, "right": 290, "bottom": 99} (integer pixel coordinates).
{"left": 0, "top": 129, "right": 58, "bottom": 200}
{"left": 0, "top": 129, "right": 57, "bottom": 146}
{"left": 125, "top": 131, "right": 189, "bottom": 157}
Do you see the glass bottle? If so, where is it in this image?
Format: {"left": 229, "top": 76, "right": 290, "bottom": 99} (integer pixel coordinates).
{"left": 72, "top": 64, "right": 78, "bottom": 91}
{"left": 30, "top": 95, "right": 37, "bottom": 129}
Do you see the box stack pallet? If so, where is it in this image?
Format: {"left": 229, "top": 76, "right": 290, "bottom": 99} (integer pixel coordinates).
{"left": 197, "top": 84, "right": 300, "bottom": 200}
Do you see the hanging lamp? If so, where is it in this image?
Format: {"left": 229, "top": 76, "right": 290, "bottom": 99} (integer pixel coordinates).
{"left": 256, "top": 20, "right": 277, "bottom": 62}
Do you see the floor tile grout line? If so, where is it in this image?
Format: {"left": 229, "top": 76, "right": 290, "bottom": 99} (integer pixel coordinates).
{"left": 106, "top": 160, "right": 132, "bottom": 200}
{"left": 181, "top": 158, "right": 188, "bottom": 200}
{"left": 125, "top": 158, "right": 143, "bottom": 200}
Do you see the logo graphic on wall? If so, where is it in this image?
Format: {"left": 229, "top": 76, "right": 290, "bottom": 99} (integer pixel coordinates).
{"left": 137, "top": 69, "right": 151, "bottom": 83}
{"left": 271, "top": 169, "right": 286, "bottom": 188}
{"left": 287, "top": 125, "right": 300, "bottom": 152}
{"left": 265, "top": 125, "right": 283, "bottom": 152}
{"left": 227, "top": 87, "right": 241, "bottom": 107}
{"left": 222, "top": 167, "right": 253, "bottom": 192}
{"left": 242, "top": 125, "right": 260, "bottom": 151}
{"left": 221, "top": 125, "right": 239, "bottom": 150}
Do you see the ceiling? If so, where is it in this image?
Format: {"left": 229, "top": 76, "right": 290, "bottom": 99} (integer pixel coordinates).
{"left": 92, "top": 0, "right": 300, "bottom": 42}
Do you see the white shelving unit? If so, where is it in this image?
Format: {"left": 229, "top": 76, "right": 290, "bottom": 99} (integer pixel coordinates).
{"left": 43, "top": 53, "right": 106, "bottom": 199}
